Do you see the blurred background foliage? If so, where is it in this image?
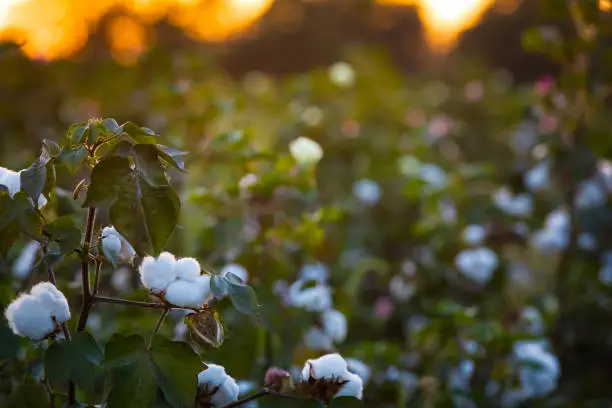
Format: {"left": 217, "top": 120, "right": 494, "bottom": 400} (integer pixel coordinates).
{"left": 3, "top": 0, "right": 612, "bottom": 406}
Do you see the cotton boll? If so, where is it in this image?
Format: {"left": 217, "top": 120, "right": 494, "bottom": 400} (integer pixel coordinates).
{"left": 329, "top": 62, "right": 355, "bottom": 88}
{"left": 521, "top": 306, "right": 544, "bottom": 336}
{"left": 12, "top": 241, "right": 40, "bottom": 279}
{"left": 101, "top": 228, "right": 122, "bottom": 264}
{"left": 301, "top": 353, "right": 349, "bottom": 381}
{"left": 334, "top": 372, "right": 363, "bottom": 399}
{"left": 322, "top": 309, "right": 347, "bottom": 343}
{"left": 164, "top": 279, "right": 208, "bottom": 308}
{"left": 288, "top": 280, "right": 333, "bottom": 312}
{"left": 220, "top": 263, "right": 248, "bottom": 283}
{"left": 289, "top": 137, "right": 323, "bottom": 166}
{"left": 303, "top": 327, "right": 333, "bottom": 351}
{"left": 455, "top": 247, "right": 499, "bottom": 284}
{"left": 352, "top": 179, "right": 381, "bottom": 206}
{"left": 175, "top": 257, "right": 201, "bottom": 282}
{"left": 5, "top": 295, "right": 55, "bottom": 340}
{"left": 419, "top": 164, "right": 447, "bottom": 187}
{"left": 448, "top": 360, "right": 475, "bottom": 392}
{"left": 514, "top": 341, "right": 560, "bottom": 398}
{"left": 139, "top": 252, "right": 178, "bottom": 293}
{"left": 198, "top": 364, "right": 240, "bottom": 407}
{"left": 494, "top": 187, "right": 533, "bottom": 217}
{"left": 461, "top": 225, "right": 486, "bottom": 246}
{"left": 575, "top": 180, "right": 607, "bottom": 209}
{"left": 531, "top": 229, "right": 568, "bottom": 254}
{"left": 0, "top": 167, "right": 20, "bottom": 196}
{"left": 524, "top": 162, "right": 550, "bottom": 192}
{"left": 30, "top": 282, "right": 71, "bottom": 323}
{"left": 346, "top": 358, "right": 371, "bottom": 384}
{"left": 111, "top": 268, "right": 132, "bottom": 293}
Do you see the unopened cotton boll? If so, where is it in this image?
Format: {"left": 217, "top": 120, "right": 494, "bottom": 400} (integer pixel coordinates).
{"left": 455, "top": 247, "right": 499, "bottom": 284}
{"left": 164, "top": 277, "right": 210, "bottom": 308}
{"left": 346, "top": 358, "right": 371, "bottom": 384}
{"left": 322, "top": 309, "right": 347, "bottom": 343}
{"left": 462, "top": 225, "right": 486, "bottom": 246}
{"left": 289, "top": 137, "right": 323, "bottom": 166}
{"left": 30, "top": 282, "right": 71, "bottom": 323}
{"left": 352, "top": 179, "right": 381, "bottom": 206}
{"left": 12, "top": 241, "right": 40, "bottom": 279}
{"left": 5, "top": 295, "right": 55, "bottom": 340}
{"left": 288, "top": 279, "right": 333, "bottom": 312}
{"left": 175, "top": 257, "right": 201, "bottom": 282}
{"left": 139, "top": 252, "right": 178, "bottom": 293}
{"left": 197, "top": 364, "right": 239, "bottom": 407}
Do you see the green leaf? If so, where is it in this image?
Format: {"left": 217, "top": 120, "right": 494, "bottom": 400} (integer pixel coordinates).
{"left": 227, "top": 281, "right": 259, "bottom": 315}
{"left": 20, "top": 158, "right": 47, "bottom": 206}
{"left": 105, "top": 334, "right": 147, "bottom": 368}
{"left": 44, "top": 216, "right": 81, "bottom": 256}
{"left": 42, "top": 139, "right": 61, "bottom": 158}
{"left": 137, "top": 182, "right": 180, "bottom": 255}
{"left": 83, "top": 156, "right": 132, "bottom": 208}
{"left": 59, "top": 145, "right": 89, "bottom": 175}
{"left": 122, "top": 121, "right": 157, "bottom": 144}
{"left": 43, "top": 160, "right": 56, "bottom": 202}
{"left": 7, "top": 383, "right": 49, "bottom": 408}
{"left": 106, "top": 355, "right": 157, "bottom": 408}
{"left": 12, "top": 192, "right": 43, "bottom": 239}
{"left": 330, "top": 397, "right": 363, "bottom": 407}
{"left": 157, "top": 145, "right": 187, "bottom": 172}
{"left": 150, "top": 336, "right": 202, "bottom": 408}
{"left": 69, "top": 123, "right": 90, "bottom": 145}
{"left": 210, "top": 274, "right": 229, "bottom": 299}
{"left": 45, "top": 332, "right": 103, "bottom": 392}
{"left": 0, "top": 325, "right": 20, "bottom": 361}
{"left": 134, "top": 144, "right": 169, "bottom": 187}
{"left": 102, "top": 118, "right": 121, "bottom": 134}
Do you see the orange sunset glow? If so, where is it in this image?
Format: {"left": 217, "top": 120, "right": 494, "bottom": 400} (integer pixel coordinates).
{"left": 0, "top": 0, "right": 516, "bottom": 62}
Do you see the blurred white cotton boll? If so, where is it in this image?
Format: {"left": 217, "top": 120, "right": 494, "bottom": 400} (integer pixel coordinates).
{"left": 461, "top": 225, "right": 486, "bottom": 246}
{"left": 304, "top": 327, "right": 333, "bottom": 351}
{"left": 514, "top": 340, "right": 560, "bottom": 398}
{"left": 139, "top": 252, "right": 178, "bottom": 293}
{"left": 455, "top": 247, "right": 499, "bottom": 284}
{"left": 299, "top": 263, "right": 328, "bottom": 283}
{"left": 12, "top": 241, "right": 40, "bottom": 279}
{"left": 346, "top": 358, "right": 371, "bottom": 384}
{"left": 329, "top": 62, "right": 356, "bottom": 88}
{"left": 524, "top": 161, "right": 550, "bottom": 192}
{"left": 289, "top": 137, "right": 323, "bottom": 166}
{"left": 578, "top": 233, "right": 597, "bottom": 251}
{"left": 31, "top": 282, "right": 71, "bottom": 323}
{"left": 301, "top": 106, "right": 324, "bottom": 127}
{"left": 493, "top": 187, "right": 533, "bottom": 217}
{"left": 198, "top": 364, "right": 239, "bottom": 407}
{"left": 389, "top": 274, "right": 416, "bottom": 302}
{"left": 352, "top": 179, "right": 381, "bottom": 206}
{"left": 448, "top": 359, "right": 475, "bottom": 392}
{"left": 111, "top": 268, "right": 132, "bottom": 293}
{"left": 419, "top": 164, "right": 447, "bottom": 187}
{"left": 521, "top": 306, "right": 544, "bottom": 335}
{"left": 322, "top": 309, "right": 347, "bottom": 343}
{"left": 220, "top": 263, "right": 248, "bottom": 283}
{"left": 5, "top": 295, "right": 55, "bottom": 340}
{"left": 288, "top": 279, "right": 333, "bottom": 312}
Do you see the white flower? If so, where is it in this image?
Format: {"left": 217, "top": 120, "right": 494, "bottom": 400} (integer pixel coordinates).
{"left": 220, "top": 263, "right": 248, "bottom": 283}
{"left": 164, "top": 275, "right": 211, "bottom": 308}
{"left": 455, "top": 247, "right": 499, "bottom": 284}
{"left": 329, "top": 62, "right": 355, "bottom": 88}
{"left": 12, "top": 241, "right": 40, "bottom": 279}
{"left": 0, "top": 166, "right": 47, "bottom": 207}
{"left": 524, "top": 162, "right": 550, "bottom": 192}
{"left": 346, "top": 358, "right": 371, "bottom": 384}
{"left": 5, "top": 282, "right": 70, "bottom": 340}
{"left": 198, "top": 364, "right": 239, "bottom": 407}
{"left": 514, "top": 340, "right": 560, "bottom": 398}
{"left": 289, "top": 137, "right": 323, "bottom": 166}
{"left": 352, "top": 179, "right": 381, "bottom": 206}
{"left": 493, "top": 187, "right": 533, "bottom": 217}
{"left": 288, "top": 279, "right": 333, "bottom": 312}
{"left": 139, "top": 252, "right": 179, "bottom": 293}
{"left": 301, "top": 353, "right": 363, "bottom": 400}
{"left": 299, "top": 263, "right": 328, "bottom": 283}
{"left": 461, "top": 225, "right": 486, "bottom": 246}
{"left": 304, "top": 326, "right": 334, "bottom": 351}
{"left": 30, "top": 282, "right": 71, "bottom": 323}
{"left": 5, "top": 295, "right": 55, "bottom": 340}
{"left": 322, "top": 309, "right": 347, "bottom": 343}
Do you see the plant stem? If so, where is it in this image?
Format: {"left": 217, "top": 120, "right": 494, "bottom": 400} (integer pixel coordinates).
{"left": 92, "top": 260, "right": 102, "bottom": 295}
{"left": 43, "top": 376, "right": 56, "bottom": 408}
{"left": 147, "top": 309, "right": 169, "bottom": 350}
{"left": 93, "top": 295, "right": 168, "bottom": 309}
{"left": 76, "top": 208, "right": 97, "bottom": 333}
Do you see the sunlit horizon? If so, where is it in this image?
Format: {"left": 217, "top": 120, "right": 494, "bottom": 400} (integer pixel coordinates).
{"left": 0, "top": 0, "right": 517, "bottom": 63}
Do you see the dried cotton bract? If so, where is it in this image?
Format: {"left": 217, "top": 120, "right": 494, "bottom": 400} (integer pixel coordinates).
{"left": 139, "top": 252, "right": 211, "bottom": 308}
{"left": 5, "top": 282, "right": 70, "bottom": 340}
{"left": 197, "top": 364, "right": 239, "bottom": 408}
{"left": 300, "top": 353, "right": 364, "bottom": 403}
